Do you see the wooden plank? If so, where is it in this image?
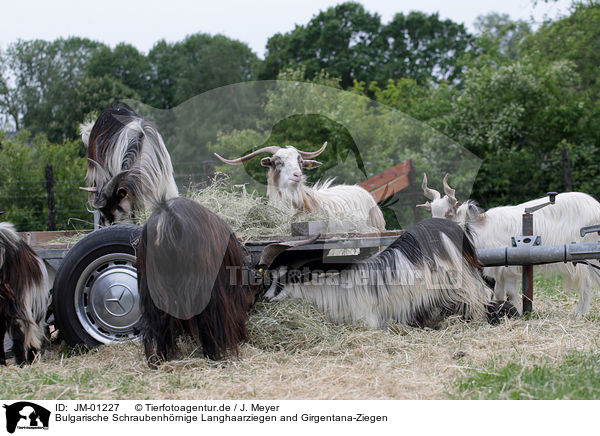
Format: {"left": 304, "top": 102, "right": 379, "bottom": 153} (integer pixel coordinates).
{"left": 369, "top": 174, "right": 410, "bottom": 203}
{"left": 245, "top": 231, "right": 404, "bottom": 249}
{"left": 291, "top": 220, "right": 370, "bottom": 236}
{"left": 19, "top": 230, "right": 91, "bottom": 250}
{"left": 359, "top": 160, "right": 412, "bottom": 192}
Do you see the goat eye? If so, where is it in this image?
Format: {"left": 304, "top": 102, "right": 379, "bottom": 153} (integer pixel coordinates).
{"left": 117, "top": 189, "right": 127, "bottom": 199}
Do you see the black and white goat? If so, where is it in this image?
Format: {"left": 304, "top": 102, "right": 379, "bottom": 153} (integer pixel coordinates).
{"left": 80, "top": 107, "right": 179, "bottom": 225}
{"left": 214, "top": 143, "right": 386, "bottom": 230}
{"left": 269, "top": 218, "right": 515, "bottom": 327}
{"left": 137, "top": 197, "right": 256, "bottom": 366}
{"left": 0, "top": 223, "right": 50, "bottom": 365}
{"left": 419, "top": 174, "right": 600, "bottom": 315}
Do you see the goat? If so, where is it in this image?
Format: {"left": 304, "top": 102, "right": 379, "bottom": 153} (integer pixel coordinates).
{"left": 137, "top": 197, "right": 256, "bottom": 366}
{"left": 80, "top": 107, "right": 179, "bottom": 225}
{"left": 214, "top": 143, "right": 386, "bottom": 230}
{"left": 269, "top": 218, "right": 516, "bottom": 327}
{"left": 0, "top": 222, "right": 50, "bottom": 365}
{"left": 215, "top": 143, "right": 386, "bottom": 299}
{"left": 419, "top": 174, "right": 600, "bottom": 315}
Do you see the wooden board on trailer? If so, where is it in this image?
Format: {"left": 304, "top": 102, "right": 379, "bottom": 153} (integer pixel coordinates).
{"left": 359, "top": 159, "right": 413, "bottom": 203}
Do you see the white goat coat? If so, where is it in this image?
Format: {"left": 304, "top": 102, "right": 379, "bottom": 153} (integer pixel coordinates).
{"left": 457, "top": 192, "right": 600, "bottom": 315}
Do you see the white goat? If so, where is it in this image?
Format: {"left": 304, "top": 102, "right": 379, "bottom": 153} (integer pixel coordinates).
{"left": 215, "top": 143, "right": 386, "bottom": 299}
{"left": 214, "top": 142, "right": 385, "bottom": 230}
{"left": 419, "top": 174, "right": 600, "bottom": 315}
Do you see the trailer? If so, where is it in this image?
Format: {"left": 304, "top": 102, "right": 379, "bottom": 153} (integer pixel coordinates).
{"left": 30, "top": 216, "right": 600, "bottom": 348}
{"left": 30, "top": 225, "right": 405, "bottom": 347}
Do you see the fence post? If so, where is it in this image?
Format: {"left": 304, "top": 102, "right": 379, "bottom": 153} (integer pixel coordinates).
{"left": 562, "top": 147, "right": 573, "bottom": 192}
{"left": 45, "top": 164, "right": 56, "bottom": 231}
{"left": 522, "top": 212, "right": 534, "bottom": 314}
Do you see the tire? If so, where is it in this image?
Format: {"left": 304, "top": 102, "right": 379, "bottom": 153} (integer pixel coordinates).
{"left": 53, "top": 225, "right": 142, "bottom": 347}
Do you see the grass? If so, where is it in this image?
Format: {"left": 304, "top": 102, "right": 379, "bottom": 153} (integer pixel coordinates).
{"left": 2, "top": 274, "right": 600, "bottom": 399}
{"left": 453, "top": 351, "right": 600, "bottom": 400}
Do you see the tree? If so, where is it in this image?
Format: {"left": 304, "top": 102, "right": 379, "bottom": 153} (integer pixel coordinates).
{"left": 172, "top": 34, "right": 259, "bottom": 105}
{"left": 260, "top": 3, "right": 474, "bottom": 88}
{"left": 87, "top": 43, "right": 152, "bottom": 102}
{"left": 523, "top": 2, "right": 600, "bottom": 96}
{"left": 474, "top": 12, "right": 532, "bottom": 61}
{"left": 1, "top": 38, "right": 106, "bottom": 141}
{"left": 260, "top": 2, "right": 385, "bottom": 88}
{"left": 381, "top": 11, "right": 474, "bottom": 84}
{"left": 441, "top": 60, "right": 598, "bottom": 207}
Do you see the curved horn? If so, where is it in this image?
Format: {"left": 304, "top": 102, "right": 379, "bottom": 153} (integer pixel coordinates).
{"left": 443, "top": 174, "right": 455, "bottom": 197}
{"left": 422, "top": 173, "right": 441, "bottom": 201}
{"left": 214, "top": 146, "right": 281, "bottom": 165}
{"left": 298, "top": 141, "right": 327, "bottom": 159}
{"left": 443, "top": 174, "right": 457, "bottom": 205}
{"left": 87, "top": 158, "right": 107, "bottom": 178}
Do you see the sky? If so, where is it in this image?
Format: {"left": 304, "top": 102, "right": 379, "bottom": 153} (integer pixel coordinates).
{"left": 0, "top": 0, "right": 573, "bottom": 57}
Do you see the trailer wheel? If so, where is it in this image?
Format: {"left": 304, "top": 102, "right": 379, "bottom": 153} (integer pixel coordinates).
{"left": 53, "top": 225, "right": 142, "bottom": 347}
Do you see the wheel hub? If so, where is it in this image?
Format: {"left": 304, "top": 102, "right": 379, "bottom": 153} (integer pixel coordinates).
{"left": 75, "top": 253, "right": 141, "bottom": 343}
{"left": 90, "top": 267, "right": 139, "bottom": 331}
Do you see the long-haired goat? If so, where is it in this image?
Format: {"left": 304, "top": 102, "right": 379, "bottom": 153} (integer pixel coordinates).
{"left": 137, "top": 197, "right": 255, "bottom": 366}
{"left": 0, "top": 223, "right": 50, "bottom": 365}
{"left": 80, "top": 107, "right": 179, "bottom": 225}
{"left": 214, "top": 143, "right": 386, "bottom": 230}
{"left": 419, "top": 174, "right": 600, "bottom": 315}
{"left": 269, "top": 218, "right": 516, "bottom": 327}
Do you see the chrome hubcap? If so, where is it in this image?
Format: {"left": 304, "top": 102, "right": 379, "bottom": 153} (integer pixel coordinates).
{"left": 75, "top": 253, "right": 141, "bottom": 343}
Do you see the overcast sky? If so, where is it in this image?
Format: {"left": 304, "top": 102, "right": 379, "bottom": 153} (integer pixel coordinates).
{"left": 0, "top": 0, "right": 573, "bottom": 57}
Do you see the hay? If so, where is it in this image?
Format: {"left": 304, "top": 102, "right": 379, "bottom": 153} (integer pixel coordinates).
{"left": 47, "top": 232, "right": 88, "bottom": 248}
{"left": 137, "top": 174, "right": 380, "bottom": 242}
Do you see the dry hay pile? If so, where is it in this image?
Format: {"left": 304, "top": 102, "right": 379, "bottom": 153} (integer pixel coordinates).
{"left": 2, "top": 276, "right": 599, "bottom": 400}
{"left": 139, "top": 174, "right": 380, "bottom": 241}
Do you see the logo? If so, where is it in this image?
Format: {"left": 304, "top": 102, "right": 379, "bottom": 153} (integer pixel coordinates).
{"left": 3, "top": 402, "right": 50, "bottom": 433}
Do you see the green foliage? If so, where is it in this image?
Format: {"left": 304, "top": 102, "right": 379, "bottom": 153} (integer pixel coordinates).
{"left": 172, "top": 34, "right": 258, "bottom": 105}
{"left": 0, "top": 3, "right": 599, "bottom": 221}
{"left": 454, "top": 351, "right": 600, "bottom": 399}
{"left": 440, "top": 60, "right": 598, "bottom": 207}
{"left": 3, "top": 38, "right": 106, "bottom": 141}
{"left": 474, "top": 12, "right": 532, "bottom": 61}
{"left": 524, "top": 2, "right": 600, "bottom": 95}
{"left": 260, "top": 2, "right": 473, "bottom": 87}
{"left": 0, "top": 132, "right": 88, "bottom": 231}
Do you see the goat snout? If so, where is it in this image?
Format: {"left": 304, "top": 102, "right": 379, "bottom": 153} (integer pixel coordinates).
{"left": 289, "top": 171, "right": 303, "bottom": 184}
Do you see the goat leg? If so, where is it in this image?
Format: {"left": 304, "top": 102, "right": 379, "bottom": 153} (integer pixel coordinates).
{"left": 0, "top": 318, "right": 6, "bottom": 365}
{"left": 10, "top": 321, "right": 26, "bottom": 366}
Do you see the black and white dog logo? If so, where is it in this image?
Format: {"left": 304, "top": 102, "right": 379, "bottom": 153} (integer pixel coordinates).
{"left": 3, "top": 402, "right": 50, "bottom": 433}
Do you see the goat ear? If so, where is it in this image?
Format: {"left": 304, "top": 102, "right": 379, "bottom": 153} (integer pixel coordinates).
{"left": 302, "top": 160, "right": 322, "bottom": 169}
{"left": 416, "top": 202, "right": 432, "bottom": 211}
{"left": 260, "top": 157, "right": 272, "bottom": 167}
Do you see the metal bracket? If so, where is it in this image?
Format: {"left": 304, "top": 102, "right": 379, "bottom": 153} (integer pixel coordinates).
{"left": 511, "top": 235, "right": 542, "bottom": 247}
{"left": 524, "top": 192, "right": 557, "bottom": 214}
{"left": 580, "top": 224, "right": 600, "bottom": 238}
